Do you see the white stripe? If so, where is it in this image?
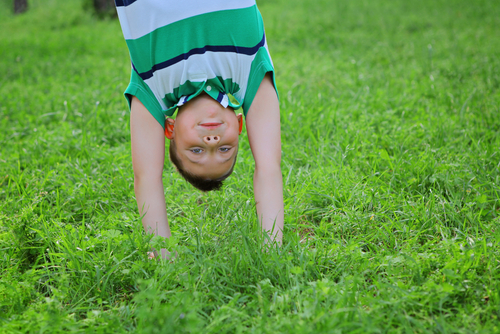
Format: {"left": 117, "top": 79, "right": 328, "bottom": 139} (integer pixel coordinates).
{"left": 117, "top": 0, "right": 256, "bottom": 40}
{"left": 264, "top": 39, "right": 274, "bottom": 68}
{"left": 177, "top": 95, "right": 189, "bottom": 107}
{"left": 221, "top": 94, "right": 229, "bottom": 108}
{"left": 143, "top": 51, "right": 256, "bottom": 111}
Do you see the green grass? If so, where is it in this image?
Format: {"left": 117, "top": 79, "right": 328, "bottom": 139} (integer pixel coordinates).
{"left": 1, "top": 0, "right": 500, "bottom": 332}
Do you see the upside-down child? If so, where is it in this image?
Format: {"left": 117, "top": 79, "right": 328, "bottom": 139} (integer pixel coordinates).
{"left": 115, "top": 0, "right": 283, "bottom": 258}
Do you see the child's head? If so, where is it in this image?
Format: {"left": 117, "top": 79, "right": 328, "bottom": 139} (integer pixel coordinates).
{"left": 165, "top": 93, "right": 243, "bottom": 192}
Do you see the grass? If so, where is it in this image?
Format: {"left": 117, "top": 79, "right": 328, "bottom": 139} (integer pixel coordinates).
{"left": 1, "top": 0, "right": 499, "bottom": 332}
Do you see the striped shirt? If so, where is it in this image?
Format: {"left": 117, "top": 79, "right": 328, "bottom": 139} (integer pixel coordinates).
{"left": 115, "top": 0, "right": 276, "bottom": 127}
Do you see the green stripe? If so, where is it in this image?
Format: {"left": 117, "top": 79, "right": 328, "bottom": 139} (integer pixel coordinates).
{"left": 126, "top": 5, "right": 264, "bottom": 74}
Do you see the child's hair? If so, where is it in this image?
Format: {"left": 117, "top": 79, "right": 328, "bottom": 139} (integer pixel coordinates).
{"left": 169, "top": 140, "right": 237, "bottom": 192}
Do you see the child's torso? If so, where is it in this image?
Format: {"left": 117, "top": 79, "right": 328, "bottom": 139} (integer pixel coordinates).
{"left": 116, "top": 0, "right": 271, "bottom": 114}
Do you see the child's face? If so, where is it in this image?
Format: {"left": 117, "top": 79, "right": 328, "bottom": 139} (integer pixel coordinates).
{"left": 166, "top": 93, "right": 242, "bottom": 179}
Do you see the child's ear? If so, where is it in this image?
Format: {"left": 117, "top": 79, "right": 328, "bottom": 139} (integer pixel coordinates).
{"left": 165, "top": 118, "right": 175, "bottom": 139}
{"left": 237, "top": 113, "right": 243, "bottom": 134}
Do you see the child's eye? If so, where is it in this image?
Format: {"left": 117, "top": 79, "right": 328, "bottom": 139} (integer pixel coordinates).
{"left": 219, "top": 147, "right": 231, "bottom": 153}
{"left": 190, "top": 148, "right": 203, "bottom": 154}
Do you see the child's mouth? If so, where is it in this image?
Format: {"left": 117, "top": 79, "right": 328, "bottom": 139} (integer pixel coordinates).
{"left": 199, "top": 122, "right": 222, "bottom": 129}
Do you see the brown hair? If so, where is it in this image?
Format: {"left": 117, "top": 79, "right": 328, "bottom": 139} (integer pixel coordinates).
{"left": 168, "top": 140, "right": 237, "bottom": 192}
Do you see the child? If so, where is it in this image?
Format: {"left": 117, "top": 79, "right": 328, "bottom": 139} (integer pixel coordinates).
{"left": 115, "top": 0, "right": 283, "bottom": 258}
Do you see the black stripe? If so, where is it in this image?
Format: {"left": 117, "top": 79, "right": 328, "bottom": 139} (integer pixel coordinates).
{"left": 115, "top": 0, "right": 137, "bottom": 7}
{"left": 135, "top": 34, "right": 266, "bottom": 81}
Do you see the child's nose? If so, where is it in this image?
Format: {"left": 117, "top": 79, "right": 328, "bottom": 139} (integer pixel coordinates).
{"left": 203, "top": 135, "right": 220, "bottom": 145}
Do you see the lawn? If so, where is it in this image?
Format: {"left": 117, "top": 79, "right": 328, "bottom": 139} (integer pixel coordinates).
{"left": 1, "top": 0, "right": 499, "bottom": 332}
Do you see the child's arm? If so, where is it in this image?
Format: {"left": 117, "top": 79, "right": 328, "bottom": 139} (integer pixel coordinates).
{"left": 130, "top": 97, "right": 172, "bottom": 259}
{"left": 246, "top": 73, "right": 284, "bottom": 244}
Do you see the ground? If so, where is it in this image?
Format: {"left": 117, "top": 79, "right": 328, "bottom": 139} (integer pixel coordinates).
{"left": 0, "top": 0, "right": 499, "bottom": 332}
